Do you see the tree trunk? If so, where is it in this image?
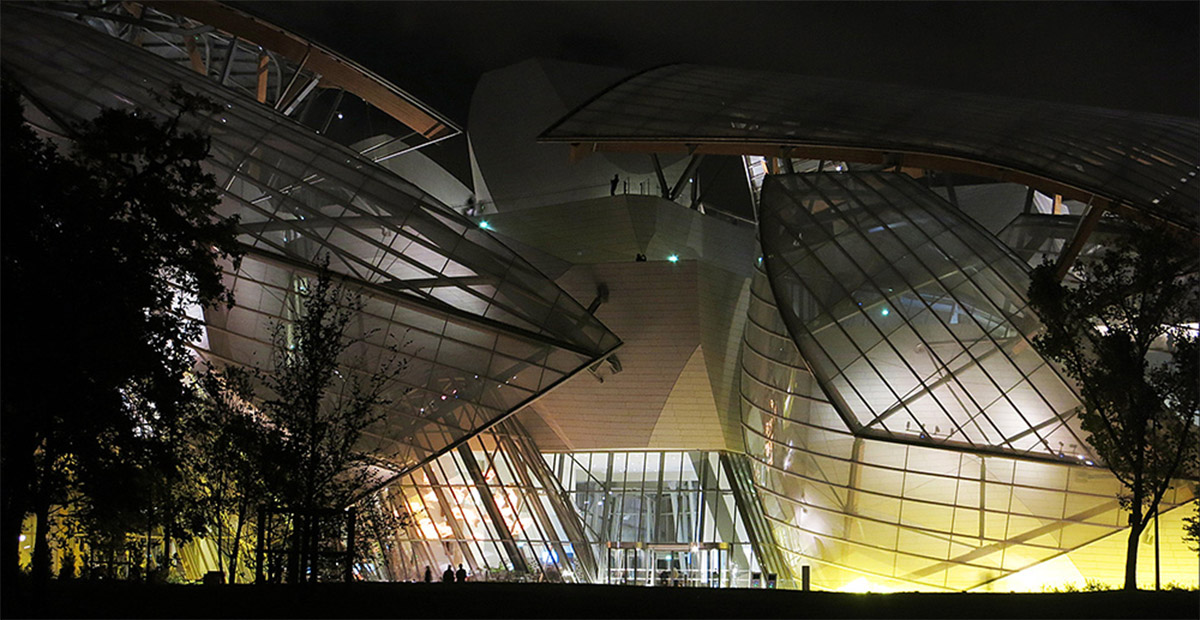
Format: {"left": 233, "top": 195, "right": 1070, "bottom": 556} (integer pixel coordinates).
{"left": 216, "top": 507, "right": 225, "bottom": 578}
{"left": 229, "top": 500, "right": 248, "bottom": 584}
{"left": 287, "top": 514, "right": 301, "bottom": 584}
{"left": 163, "top": 521, "right": 172, "bottom": 582}
{"left": 1124, "top": 476, "right": 1145, "bottom": 591}
{"left": 146, "top": 511, "right": 153, "bottom": 582}
{"left": 31, "top": 494, "right": 51, "bottom": 589}
{"left": 1124, "top": 518, "right": 1143, "bottom": 591}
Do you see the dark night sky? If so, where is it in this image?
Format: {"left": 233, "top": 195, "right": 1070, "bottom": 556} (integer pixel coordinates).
{"left": 234, "top": 1, "right": 1198, "bottom": 190}
{"left": 237, "top": 1, "right": 1198, "bottom": 124}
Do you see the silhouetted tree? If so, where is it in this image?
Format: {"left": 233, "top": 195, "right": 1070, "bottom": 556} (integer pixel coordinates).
{"left": 1028, "top": 222, "right": 1199, "bottom": 590}
{"left": 0, "top": 80, "right": 241, "bottom": 587}
{"left": 252, "top": 260, "right": 407, "bottom": 582}
{"left": 193, "top": 364, "right": 270, "bottom": 583}
{"left": 1183, "top": 492, "right": 1200, "bottom": 553}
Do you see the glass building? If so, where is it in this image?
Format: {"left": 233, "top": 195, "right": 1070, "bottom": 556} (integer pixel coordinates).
{"left": 4, "top": 2, "right": 1196, "bottom": 591}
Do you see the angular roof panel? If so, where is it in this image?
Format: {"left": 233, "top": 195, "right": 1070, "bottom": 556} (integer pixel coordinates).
{"left": 542, "top": 64, "right": 1199, "bottom": 232}
{"left": 1, "top": 6, "right": 620, "bottom": 476}
{"left": 758, "top": 171, "right": 1094, "bottom": 462}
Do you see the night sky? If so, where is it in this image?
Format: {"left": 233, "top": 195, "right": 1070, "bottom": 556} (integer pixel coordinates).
{"left": 237, "top": 1, "right": 1198, "bottom": 121}
{"left": 234, "top": 1, "right": 1198, "bottom": 189}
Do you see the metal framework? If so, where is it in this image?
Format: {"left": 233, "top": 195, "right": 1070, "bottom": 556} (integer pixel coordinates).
{"left": 741, "top": 172, "right": 1196, "bottom": 591}
{"left": 1, "top": 5, "right": 619, "bottom": 479}
{"left": 759, "top": 172, "right": 1090, "bottom": 461}
{"left": 365, "top": 418, "right": 597, "bottom": 583}
{"left": 540, "top": 64, "right": 1200, "bottom": 240}
{"left": 35, "top": 1, "right": 459, "bottom": 151}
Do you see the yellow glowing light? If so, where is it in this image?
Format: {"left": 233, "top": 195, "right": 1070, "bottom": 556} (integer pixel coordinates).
{"left": 838, "top": 577, "right": 894, "bottom": 593}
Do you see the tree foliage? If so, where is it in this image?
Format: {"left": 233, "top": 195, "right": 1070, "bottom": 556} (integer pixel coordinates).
{"left": 0, "top": 79, "right": 241, "bottom": 586}
{"left": 257, "top": 261, "right": 407, "bottom": 515}
{"left": 196, "top": 260, "right": 407, "bottom": 582}
{"left": 192, "top": 364, "right": 267, "bottom": 583}
{"left": 1027, "top": 221, "right": 1199, "bottom": 590}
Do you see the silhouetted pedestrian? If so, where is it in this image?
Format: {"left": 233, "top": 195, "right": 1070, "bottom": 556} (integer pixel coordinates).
{"left": 610, "top": 174, "right": 619, "bottom": 196}
{"left": 423, "top": 565, "right": 432, "bottom": 583}
{"left": 455, "top": 564, "right": 467, "bottom": 582}
{"left": 442, "top": 565, "right": 454, "bottom": 582}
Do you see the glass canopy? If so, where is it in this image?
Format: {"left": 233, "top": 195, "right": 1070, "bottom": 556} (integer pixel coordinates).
{"left": 542, "top": 64, "right": 1199, "bottom": 232}
{"left": 1, "top": 6, "right": 620, "bottom": 476}
{"left": 757, "top": 171, "right": 1091, "bottom": 460}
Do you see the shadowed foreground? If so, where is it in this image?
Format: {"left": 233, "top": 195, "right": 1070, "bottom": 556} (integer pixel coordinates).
{"left": 3, "top": 581, "right": 1197, "bottom": 619}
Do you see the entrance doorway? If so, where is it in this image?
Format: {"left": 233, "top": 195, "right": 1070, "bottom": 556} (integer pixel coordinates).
{"left": 605, "top": 543, "right": 732, "bottom": 587}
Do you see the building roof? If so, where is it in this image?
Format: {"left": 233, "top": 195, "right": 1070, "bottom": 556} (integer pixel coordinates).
{"left": 1, "top": 5, "right": 618, "bottom": 478}
{"left": 757, "top": 171, "right": 1091, "bottom": 462}
{"left": 541, "top": 64, "right": 1199, "bottom": 232}
{"left": 147, "top": 0, "right": 459, "bottom": 140}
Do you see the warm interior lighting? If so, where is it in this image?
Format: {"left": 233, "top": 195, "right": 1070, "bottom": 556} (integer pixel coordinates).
{"left": 838, "top": 576, "right": 894, "bottom": 593}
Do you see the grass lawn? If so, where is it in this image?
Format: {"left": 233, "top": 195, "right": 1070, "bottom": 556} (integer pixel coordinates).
{"left": 3, "top": 580, "right": 1197, "bottom": 619}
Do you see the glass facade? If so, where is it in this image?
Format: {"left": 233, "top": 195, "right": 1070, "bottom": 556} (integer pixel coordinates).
{"left": 361, "top": 418, "right": 595, "bottom": 582}
{"left": 758, "top": 172, "right": 1089, "bottom": 459}
{"left": 742, "top": 172, "right": 1197, "bottom": 591}
{"left": 357, "top": 443, "right": 776, "bottom": 586}
{"left": 1, "top": 6, "right": 619, "bottom": 477}
{"left": 542, "top": 64, "right": 1199, "bottom": 231}
{"left": 547, "top": 450, "right": 765, "bottom": 588}
{"left": 6, "top": 4, "right": 1195, "bottom": 592}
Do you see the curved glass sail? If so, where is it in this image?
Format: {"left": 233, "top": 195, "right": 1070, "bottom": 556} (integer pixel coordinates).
{"left": 541, "top": 64, "right": 1199, "bottom": 231}
{"left": 758, "top": 172, "right": 1091, "bottom": 460}
{"left": 1, "top": 6, "right": 619, "bottom": 476}
{"left": 739, "top": 259, "right": 1194, "bottom": 592}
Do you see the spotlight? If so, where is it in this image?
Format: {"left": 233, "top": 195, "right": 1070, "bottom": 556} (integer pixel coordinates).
{"left": 667, "top": 254, "right": 679, "bottom": 263}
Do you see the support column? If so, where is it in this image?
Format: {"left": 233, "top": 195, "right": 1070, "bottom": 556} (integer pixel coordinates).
{"left": 651, "top": 154, "right": 670, "bottom": 198}
{"left": 457, "top": 445, "right": 529, "bottom": 573}
{"left": 423, "top": 465, "right": 480, "bottom": 574}
{"left": 218, "top": 36, "right": 239, "bottom": 85}
{"left": 669, "top": 154, "right": 705, "bottom": 201}
{"left": 1054, "top": 202, "right": 1106, "bottom": 280}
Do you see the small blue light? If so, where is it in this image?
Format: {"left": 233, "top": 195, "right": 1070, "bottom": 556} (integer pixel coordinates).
{"left": 478, "top": 220, "right": 490, "bottom": 230}
{"left": 881, "top": 308, "right": 890, "bottom": 317}
{"left": 667, "top": 254, "right": 679, "bottom": 263}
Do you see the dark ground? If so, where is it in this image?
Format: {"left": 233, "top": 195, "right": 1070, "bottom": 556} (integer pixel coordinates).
{"left": 2, "top": 580, "right": 1198, "bottom": 619}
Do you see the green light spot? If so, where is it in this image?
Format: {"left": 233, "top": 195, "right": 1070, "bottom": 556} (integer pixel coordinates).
{"left": 881, "top": 308, "right": 890, "bottom": 317}
{"left": 478, "top": 220, "right": 490, "bottom": 229}
{"left": 667, "top": 254, "right": 679, "bottom": 263}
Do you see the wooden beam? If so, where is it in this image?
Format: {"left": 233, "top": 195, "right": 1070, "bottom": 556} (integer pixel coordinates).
{"left": 559, "top": 139, "right": 1128, "bottom": 213}
{"left": 568, "top": 142, "right": 593, "bottom": 163}
{"left": 255, "top": 53, "right": 269, "bottom": 103}
{"left": 1054, "top": 203, "right": 1106, "bottom": 280}
{"left": 121, "top": 1, "right": 145, "bottom": 47}
{"left": 145, "top": 0, "right": 456, "bottom": 138}
{"left": 183, "top": 33, "right": 206, "bottom": 75}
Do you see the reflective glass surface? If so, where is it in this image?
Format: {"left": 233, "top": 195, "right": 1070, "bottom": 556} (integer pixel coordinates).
{"left": 365, "top": 419, "right": 595, "bottom": 582}
{"left": 759, "top": 172, "right": 1089, "bottom": 459}
{"left": 740, "top": 247, "right": 1196, "bottom": 591}
{"left": 547, "top": 450, "right": 766, "bottom": 587}
{"left": 1, "top": 7, "right": 620, "bottom": 474}
{"left": 543, "top": 64, "right": 1199, "bottom": 230}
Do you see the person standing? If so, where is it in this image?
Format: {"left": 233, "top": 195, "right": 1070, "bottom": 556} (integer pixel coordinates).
{"left": 610, "top": 174, "right": 619, "bottom": 196}
{"left": 423, "top": 565, "right": 432, "bottom": 583}
{"left": 455, "top": 564, "right": 467, "bottom": 583}
{"left": 442, "top": 564, "right": 454, "bottom": 582}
